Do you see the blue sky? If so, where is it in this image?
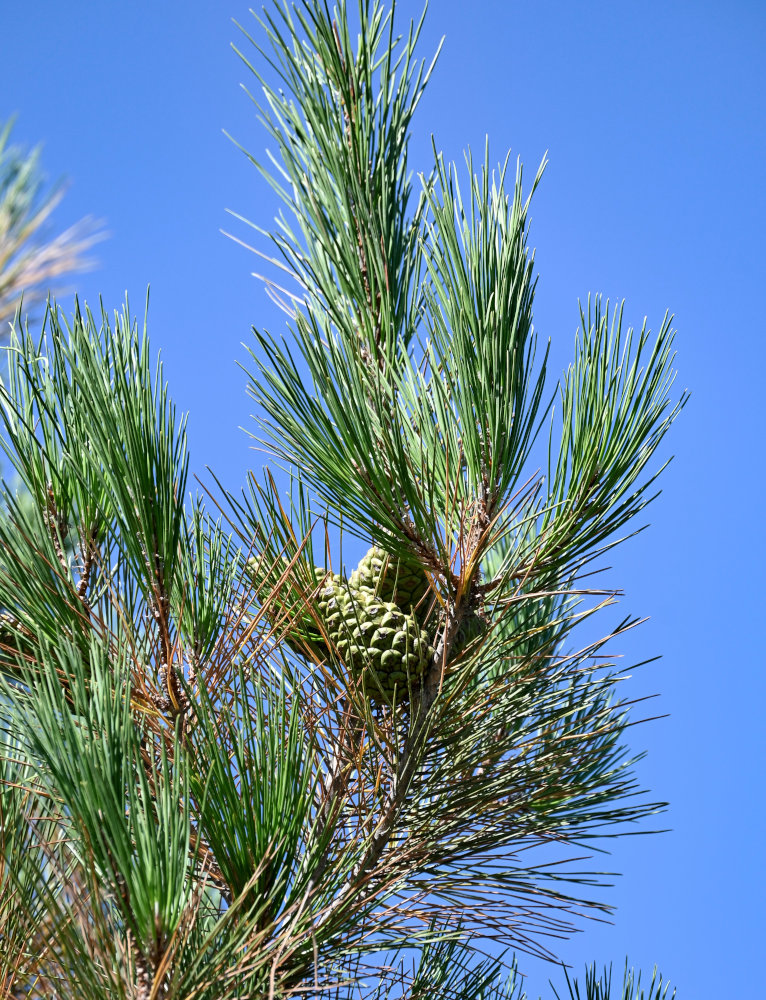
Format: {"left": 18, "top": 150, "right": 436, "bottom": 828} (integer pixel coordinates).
{"left": 2, "top": 1, "right": 764, "bottom": 995}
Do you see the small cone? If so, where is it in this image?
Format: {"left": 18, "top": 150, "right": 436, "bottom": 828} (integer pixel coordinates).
{"left": 348, "top": 546, "right": 430, "bottom": 617}
{"left": 318, "top": 580, "right": 432, "bottom": 704}
{"left": 452, "top": 608, "right": 487, "bottom": 654}
{"left": 247, "top": 554, "right": 336, "bottom": 659}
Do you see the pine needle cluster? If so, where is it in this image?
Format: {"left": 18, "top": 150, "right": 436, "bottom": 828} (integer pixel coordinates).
{"left": 0, "top": 2, "right": 684, "bottom": 997}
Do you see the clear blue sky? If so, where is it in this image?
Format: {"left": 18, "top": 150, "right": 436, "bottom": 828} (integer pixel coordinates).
{"left": 2, "top": 1, "right": 764, "bottom": 995}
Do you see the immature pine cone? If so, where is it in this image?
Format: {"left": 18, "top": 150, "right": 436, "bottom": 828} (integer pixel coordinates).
{"left": 317, "top": 578, "right": 432, "bottom": 703}
{"left": 247, "top": 554, "right": 336, "bottom": 660}
{"left": 348, "top": 546, "right": 431, "bottom": 618}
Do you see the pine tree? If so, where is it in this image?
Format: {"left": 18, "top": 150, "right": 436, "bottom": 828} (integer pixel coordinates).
{"left": 0, "top": 119, "right": 102, "bottom": 329}
{"left": 0, "top": 2, "right": 684, "bottom": 997}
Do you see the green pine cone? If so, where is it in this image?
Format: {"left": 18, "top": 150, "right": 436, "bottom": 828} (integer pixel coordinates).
{"left": 318, "top": 581, "right": 432, "bottom": 703}
{"left": 348, "top": 546, "right": 430, "bottom": 617}
{"left": 247, "top": 554, "right": 337, "bottom": 659}
{"left": 452, "top": 608, "right": 487, "bottom": 653}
